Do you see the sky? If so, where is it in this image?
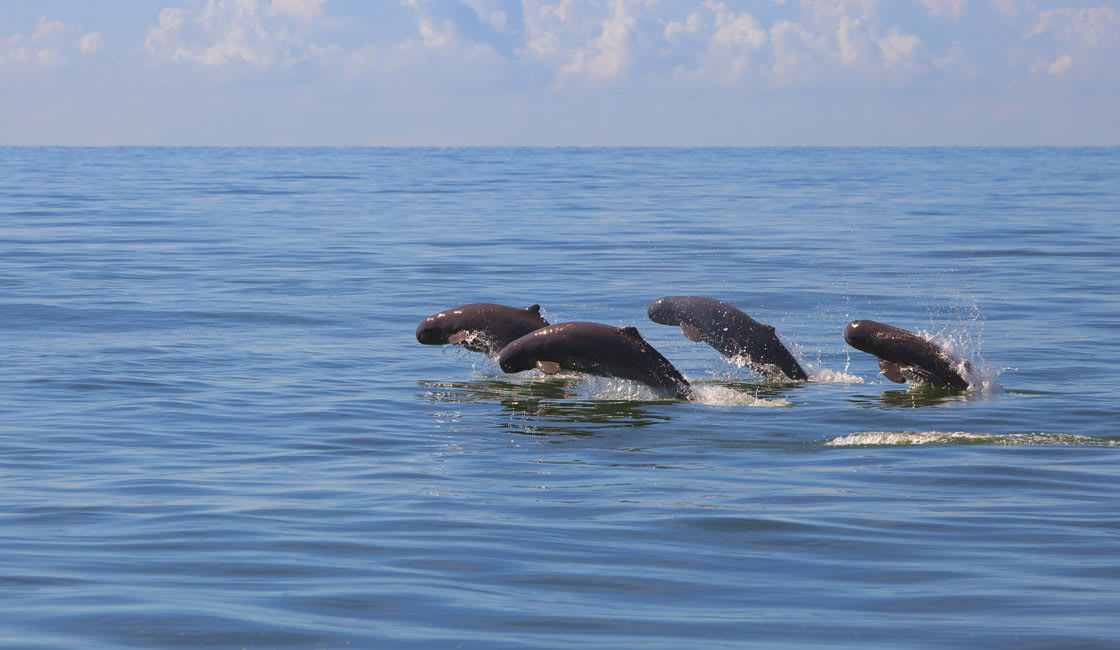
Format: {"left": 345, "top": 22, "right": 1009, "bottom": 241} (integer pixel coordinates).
{"left": 2, "top": 0, "right": 1118, "bottom": 145}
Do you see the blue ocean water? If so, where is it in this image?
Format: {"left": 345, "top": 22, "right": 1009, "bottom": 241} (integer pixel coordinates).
{"left": 1, "top": 146, "right": 1118, "bottom": 648}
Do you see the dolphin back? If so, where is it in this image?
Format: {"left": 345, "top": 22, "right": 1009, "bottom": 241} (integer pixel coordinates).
{"left": 844, "top": 320, "right": 969, "bottom": 389}
{"left": 499, "top": 322, "right": 692, "bottom": 399}
{"left": 648, "top": 296, "right": 808, "bottom": 381}
{"left": 416, "top": 302, "right": 550, "bottom": 354}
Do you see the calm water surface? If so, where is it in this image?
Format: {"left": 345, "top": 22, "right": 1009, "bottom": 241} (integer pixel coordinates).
{"left": 1, "top": 147, "right": 1118, "bottom": 648}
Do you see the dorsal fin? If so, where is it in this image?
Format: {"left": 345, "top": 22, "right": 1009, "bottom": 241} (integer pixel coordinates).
{"left": 621, "top": 326, "right": 643, "bottom": 341}
{"left": 526, "top": 304, "right": 541, "bottom": 314}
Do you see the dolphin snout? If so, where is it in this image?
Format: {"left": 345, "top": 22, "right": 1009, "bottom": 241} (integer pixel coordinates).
{"left": 416, "top": 322, "right": 442, "bottom": 345}
{"left": 843, "top": 320, "right": 867, "bottom": 346}
{"left": 647, "top": 298, "right": 675, "bottom": 325}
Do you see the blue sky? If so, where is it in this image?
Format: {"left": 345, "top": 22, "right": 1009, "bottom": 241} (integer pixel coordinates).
{"left": 2, "top": 0, "right": 1117, "bottom": 145}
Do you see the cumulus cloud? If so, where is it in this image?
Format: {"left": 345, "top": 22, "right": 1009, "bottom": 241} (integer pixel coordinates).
{"left": 918, "top": 0, "right": 967, "bottom": 20}
{"left": 77, "top": 32, "right": 105, "bottom": 54}
{"left": 268, "top": 0, "right": 324, "bottom": 21}
{"left": 461, "top": 0, "right": 512, "bottom": 32}
{"left": 665, "top": 4, "right": 771, "bottom": 81}
{"left": 5, "top": 1, "right": 1120, "bottom": 145}
{"left": 132, "top": 1, "right": 1120, "bottom": 90}
{"left": 878, "top": 27, "right": 921, "bottom": 64}
{"left": 559, "top": 0, "right": 642, "bottom": 80}
{"left": 144, "top": 0, "right": 332, "bottom": 68}
{"left": 1024, "top": 5, "right": 1120, "bottom": 80}
{"left": 0, "top": 16, "right": 103, "bottom": 72}
{"left": 1047, "top": 53, "right": 1072, "bottom": 76}
{"left": 1029, "top": 6, "right": 1120, "bottom": 49}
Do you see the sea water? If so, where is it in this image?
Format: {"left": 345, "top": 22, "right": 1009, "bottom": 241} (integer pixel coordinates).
{"left": 1, "top": 147, "right": 1118, "bottom": 648}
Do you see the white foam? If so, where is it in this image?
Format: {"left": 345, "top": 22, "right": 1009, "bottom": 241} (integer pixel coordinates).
{"left": 583, "top": 376, "right": 664, "bottom": 401}
{"left": 808, "top": 368, "right": 867, "bottom": 384}
{"left": 559, "top": 375, "right": 792, "bottom": 406}
{"left": 825, "top": 431, "right": 1118, "bottom": 447}
{"left": 917, "top": 323, "right": 1004, "bottom": 393}
{"left": 689, "top": 384, "right": 792, "bottom": 407}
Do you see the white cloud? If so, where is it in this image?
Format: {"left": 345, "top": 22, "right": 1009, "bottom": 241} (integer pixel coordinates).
{"left": 1024, "top": 6, "right": 1120, "bottom": 80}
{"left": 665, "top": 2, "right": 768, "bottom": 81}
{"left": 991, "top": 0, "right": 1030, "bottom": 18}
{"left": 1029, "top": 6, "right": 1120, "bottom": 49}
{"left": 2, "top": 1, "right": 1119, "bottom": 145}
{"left": 560, "top": 0, "right": 640, "bottom": 80}
{"left": 799, "top": 0, "right": 880, "bottom": 27}
{"left": 833, "top": 16, "right": 872, "bottom": 65}
{"left": 878, "top": 27, "right": 921, "bottom": 64}
{"left": 710, "top": 4, "right": 767, "bottom": 57}
{"left": 919, "top": 0, "right": 967, "bottom": 20}
{"left": 461, "top": 0, "right": 511, "bottom": 31}
{"left": 144, "top": 8, "right": 190, "bottom": 59}
{"left": 268, "top": 0, "right": 324, "bottom": 21}
{"left": 768, "top": 20, "right": 815, "bottom": 82}
{"left": 1047, "top": 53, "right": 1072, "bottom": 76}
{"left": 77, "top": 32, "right": 105, "bottom": 54}
{"left": 0, "top": 16, "right": 96, "bottom": 71}
{"left": 36, "top": 49, "right": 68, "bottom": 68}
{"left": 144, "top": 0, "right": 329, "bottom": 68}
{"left": 32, "top": 17, "right": 72, "bottom": 42}
{"left": 521, "top": 1, "right": 578, "bottom": 60}
{"left": 663, "top": 7, "right": 704, "bottom": 45}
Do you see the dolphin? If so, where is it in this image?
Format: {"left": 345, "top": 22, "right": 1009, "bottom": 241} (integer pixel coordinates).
{"left": 843, "top": 320, "right": 970, "bottom": 389}
{"left": 416, "top": 303, "right": 550, "bottom": 355}
{"left": 497, "top": 322, "right": 693, "bottom": 399}
{"left": 647, "top": 296, "right": 808, "bottom": 381}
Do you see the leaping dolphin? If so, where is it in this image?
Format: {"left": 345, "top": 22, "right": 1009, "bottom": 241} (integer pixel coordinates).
{"left": 416, "top": 303, "right": 550, "bottom": 355}
{"left": 843, "top": 320, "right": 970, "bottom": 389}
{"left": 498, "top": 322, "right": 693, "bottom": 399}
{"left": 647, "top": 296, "right": 808, "bottom": 381}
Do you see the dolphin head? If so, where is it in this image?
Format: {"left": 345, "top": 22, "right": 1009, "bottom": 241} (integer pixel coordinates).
{"left": 498, "top": 324, "right": 562, "bottom": 373}
{"left": 416, "top": 314, "right": 452, "bottom": 345}
{"left": 498, "top": 340, "right": 535, "bottom": 373}
{"left": 843, "top": 320, "right": 889, "bottom": 355}
{"left": 647, "top": 297, "right": 684, "bottom": 326}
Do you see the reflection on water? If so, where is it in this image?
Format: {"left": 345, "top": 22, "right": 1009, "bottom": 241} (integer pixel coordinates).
{"left": 419, "top": 378, "right": 672, "bottom": 436}
{"left": 421, "top": 377, "right": 579, "bottom": 404}
{"left": 847, "top": 384, "right": 994, "bottom": 408}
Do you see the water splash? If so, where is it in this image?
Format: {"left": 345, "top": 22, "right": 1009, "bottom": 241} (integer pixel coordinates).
{"left": 807, "top": 368, "right": 867, "bottom": 383}
{"left": 825, "top": 431, "right": 1119, "bottom": 447}
{"left": 918, "top": 327, "right": 1004, "bottom": 393}
{"left": 689, "top": 384, "right": 792, "bottom": 407}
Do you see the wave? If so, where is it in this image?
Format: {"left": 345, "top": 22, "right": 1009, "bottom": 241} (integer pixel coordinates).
{"left": 825, "top": 431, "right": 1119, "bottom": 447}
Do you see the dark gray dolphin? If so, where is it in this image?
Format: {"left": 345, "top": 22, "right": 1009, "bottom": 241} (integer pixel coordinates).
{"left": 416, "top": 303, "right": 550, "bottom": 355}
{"left": 498, "top": 322, "right": 693, "bottom": 399}
{"left": 843, "top": 320, "right": 970, "bottom": 389}
{"left": 647, "top": 296, "right": 808, "bottom": 381}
